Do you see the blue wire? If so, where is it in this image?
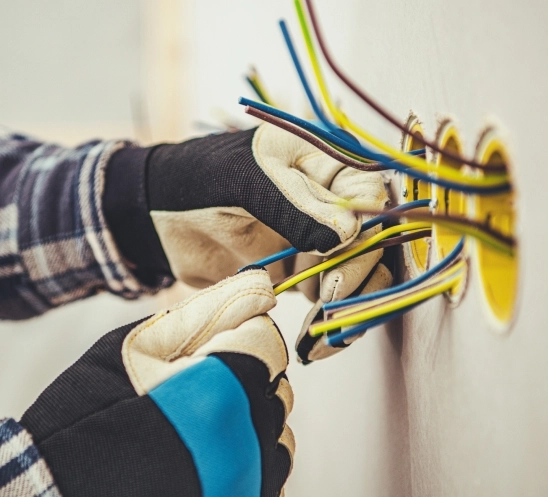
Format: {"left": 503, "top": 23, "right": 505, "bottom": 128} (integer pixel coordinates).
{"left": 326, "top": 304, "right": 418, "bottom": 347}
{"left": 323, "top": 236, "right": 464, "bottom": 313}
{"left": 327, "top": 251, "right": 465, "bottom": 348}
{"left": 239, "top": 97, "right": 510, "bottom": 194}
{"left": 279, "top": 20, "right": 356, "bottom": 145}
{"left": 358, "top": 198, "right": 431, "bottom": 233}
{"left": 279, "top": 20, "right": 426, "bottom": 157}
{"left": 249, "top": 247, "right": 299, "bottom": 268}
{"left": 245, "top": 199, "right": 431, "bottom": 270}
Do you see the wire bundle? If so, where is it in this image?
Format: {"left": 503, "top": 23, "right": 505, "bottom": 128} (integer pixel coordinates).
{"left": 317, "top": 245, "right": 465, "bottom": 346}
{"left": 238, "top": 0, "right": 511, "bottom": 194}
{"left": 247, "top": 199, "right": 513, "bottom": 344}
{"left": 239, "top": 0, "right": 517, "bottom": 341}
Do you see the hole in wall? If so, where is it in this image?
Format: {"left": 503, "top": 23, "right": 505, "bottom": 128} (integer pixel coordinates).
{"left": 401, "top": 115, "right": 431, "bottom": 276}
{"left": 473, "top": 132, "right": 518, "bottom": 327}
{"left": 432, "top": 121, "right": 467, "bottom": 302}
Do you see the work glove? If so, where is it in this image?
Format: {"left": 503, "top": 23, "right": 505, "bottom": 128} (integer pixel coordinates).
{"left": 104, "top": 122, "right": 388, "bottom": 298}
{"left": 295, "top": 262, "right": 393, "bottom": 364}
{"left": 5, "top": 270, "right": 294, "bottom": 497}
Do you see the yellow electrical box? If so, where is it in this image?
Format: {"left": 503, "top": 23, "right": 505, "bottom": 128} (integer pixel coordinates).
{"left": 402, "top": 118, "right": 431, "bottom": 275}
{"left": 474, "top": 134, "right": 518, "bottom": 326}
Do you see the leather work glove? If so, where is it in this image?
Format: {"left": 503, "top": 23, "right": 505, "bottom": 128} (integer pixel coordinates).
{"left": 3, "top": 270, "right": 294, "bottom": 497}
{"left": 104, "top": 122, "right": 388, "bottom": 299}
{"left": 295, "top": 262, "right": 393, "bottom": 364}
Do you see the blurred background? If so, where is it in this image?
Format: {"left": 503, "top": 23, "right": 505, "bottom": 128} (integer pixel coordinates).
{"left": 1, "top": 0, "right": 548, "bottom": 496}
{"left": 0, "top": 1, "right": 402, "bottom": 495}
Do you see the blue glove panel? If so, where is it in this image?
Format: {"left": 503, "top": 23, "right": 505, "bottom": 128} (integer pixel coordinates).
{"left": 149, "top": 356, "right": 261, "bottom": 497}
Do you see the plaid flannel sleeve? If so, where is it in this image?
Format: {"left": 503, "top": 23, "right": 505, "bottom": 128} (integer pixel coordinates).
{"left": 0, "top": 418, "right": 61, "bottom": 497}
{"left": 0, "top": 131, "right": 172, "bottom": 320}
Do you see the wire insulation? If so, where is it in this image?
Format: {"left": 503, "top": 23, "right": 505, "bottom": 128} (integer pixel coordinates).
{"left": 324, "top": 237, "right": 464, "bottom": 315}
{"left": 279, "top": 20, "right": 349, "bottom": 141}
{"left": 245, "top": 67, "right": 275, "bottom": 106}
{"left": 248, "top": 199, "right": 431, "bottom": 269}
{"left": 326, "top": 304, "right": 418, "bottom": 346}
{"left": 292, "top": 0, "right": 509, "bottom": 187}
{"left": 245, "top": 106, "right": 385, "bottom": 171}
{"left": 330, "top": 260, "right": 464, "bottom": 320}
{"left": 347, "top": 204, "right": 515, "bottom": 255}
{"left": 309, "top": 260, "right": 465, "bottom": 335}
{"left": 303, "top": 0, "right": 506, "bottom": 173}
{"left": 273, "top": 222, "right": 431, "bottom": 295}
{"left": 240, "top": 97, "right": 511, "bottom": 194}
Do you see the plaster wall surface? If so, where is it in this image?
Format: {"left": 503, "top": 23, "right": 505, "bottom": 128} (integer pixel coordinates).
{"left": 0, "top": 0, "right": 546, "bottom": 496}
{"left": 184, "top": 0, "right": 548, "bottom": 495}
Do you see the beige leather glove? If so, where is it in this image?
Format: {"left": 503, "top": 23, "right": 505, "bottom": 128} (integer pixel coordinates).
{"left": 19, "top": 269, "right": 294, "bottom": 497}
{"left": 146, "top": 123, "right": 388, "bottom": 297}
{"left": 107, "top": 121, "right": 389, "bottom": 365}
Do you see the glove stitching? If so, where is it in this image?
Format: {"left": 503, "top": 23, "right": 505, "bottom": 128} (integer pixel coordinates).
{"left": 176, "top": 289, "right": 276, "bottom": 358}
{"left": 260, "top": 315, "right": 289, "bottom": 368}
{"left": 275, "top": 378, "right": 294, "bottom": 420}
{"left": 126, "top": 289, "right": 275, "bottom": 393}
{"left": 123, "top": 270, "right": 270, "bottom": 390}
{"left": 253, "top": 125, "right": 350, "bottom": 241}
{"left": 135, "top": 270, "right": 269, "bottom": 329}
{"left": 198, "top": 315, "right": 289, "bottom": 382}
{"left": 323, "top": 274, "right": 340, "bottom": 303}
{"left": 278, "top": 425, "right": 296, "bottom": 464}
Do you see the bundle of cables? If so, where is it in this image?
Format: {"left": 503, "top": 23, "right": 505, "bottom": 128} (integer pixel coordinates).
{"left": 240, "top": 0, "right": 511, "bottom": 194}
{"left": 246, "top": 200, "right": 515, "bottom": 346}
{"left": 240, "top": 0, "right": 517, "bottom": 344}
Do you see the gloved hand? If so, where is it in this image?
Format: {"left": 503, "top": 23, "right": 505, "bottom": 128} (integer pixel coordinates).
{"left": 104, "top": 122, "right": 388, "bottom": 299}
{"left": 11, "top": 270, "right": 294, "bottom": 497}
{"left": 295, "top": 262, "right": 393, "bottom": 364}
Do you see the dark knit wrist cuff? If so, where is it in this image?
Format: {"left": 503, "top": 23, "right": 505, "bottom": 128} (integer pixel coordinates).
{"left": 104, "top": 145, "right": 173, "bottom": 286}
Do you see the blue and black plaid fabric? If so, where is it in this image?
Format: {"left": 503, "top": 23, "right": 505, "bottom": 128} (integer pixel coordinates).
{"left": 0, "top": 418, "right": 61, "bottom": 496}
{"left": 0, "top": 131, "right": 167, "bottom": 320}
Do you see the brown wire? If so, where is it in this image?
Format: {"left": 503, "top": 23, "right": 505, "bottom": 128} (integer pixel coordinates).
{"left": 273, "top": 229, "right": 431, "bottom": 290}
{"left": 304, "top": 0, "right": 507, "bottom": 173}
{"left": 351, "top": 208, "right": 515, "bottom": 247}
{"left": 245, "top": 105, "right": 386, "bottom": 171}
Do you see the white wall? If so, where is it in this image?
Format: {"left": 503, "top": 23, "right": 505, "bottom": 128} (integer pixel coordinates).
{"left": 0, "top": 0, "right": 190, "bottom": 416}
{"left": 1, "top": 0, "right": 548, "bottom": 496}
{"left": 183, "top": 0, "right": 548, "bottom": 495}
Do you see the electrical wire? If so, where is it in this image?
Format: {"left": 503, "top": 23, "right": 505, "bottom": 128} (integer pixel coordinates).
{"left": 246, "top": 76, "right": 270, "bottom": 104}
{"left": 346, "top": 203, "right": 515, "bottom": 256}
{"left": 293, "top": 0, "right": 506, "bottom": 181}
{"left": 326, "top": 304, "right": 417, "bottom": 347}
{"left": 370, "top": 229, "right": 432, "bottom": 250}
{"left": 273, "top": 222, "right": 431, "bottom": 295}
{"left": 324, "top": 236, "right": 464, "bottom": 315}
{"left": 246, "top": 105, "right": 425, "bottom": 169}
{"left": 279, "top": 19, "right": 365, "bottom": 148}
{"left": 330, "top": 259, "right": 464, "bottom": 320}
{"left": 308, "top": 260, "right": 465, "bottom": 335}
{"left": 245, "top": 105, "right": 385, "bottom": 171}
{"left": 249, "top": 246, "right": 299, "bottom": 269}
{"left": 248, "top": 199, "right": 431, "bottom": 269}
{"left": 247, "top": 230, "right": 429, "bottom": 277}
{"left": 245, "top": 67, "right": 275, "bottom": 106}
{"left": 303, "top": 0, "right": 506, "bottom": 174}
{"left": 240, "top": 98, "right": 511, "bottom": 194}
{"left": 242, "top": 97, "right": 374, "bottom": 162}
{"left": 292, "top": 0, "right": 510, "bottom": 188}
